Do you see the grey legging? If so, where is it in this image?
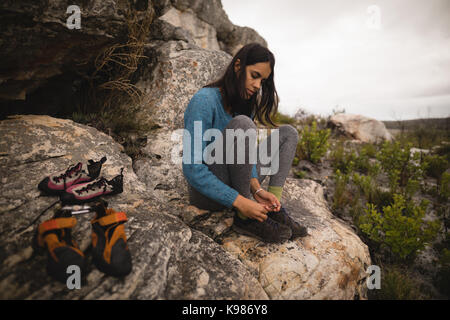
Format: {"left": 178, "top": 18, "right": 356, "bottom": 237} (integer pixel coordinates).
{"left": 188, "top": 115, "right": 299, "bottom": 211}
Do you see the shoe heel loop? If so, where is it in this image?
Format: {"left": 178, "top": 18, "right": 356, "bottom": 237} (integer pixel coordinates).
{"left": 38, "top": 217, "right": 77, "bottom": 235}
{"left": 37, "top": 217, "right": 77, "bottom": 247}
{"left": 95, "top": 211, "right": 127, "bottom": 226}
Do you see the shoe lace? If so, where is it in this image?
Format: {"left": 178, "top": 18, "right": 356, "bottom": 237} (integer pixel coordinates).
{"left": 265, "top": 218, "right": 281, "bottom": 230}
{"left": 53, "top": 163, "right": 81, "bottom": 184}
{"left": 75, "top": 178, "right": 107, "bottom": 195}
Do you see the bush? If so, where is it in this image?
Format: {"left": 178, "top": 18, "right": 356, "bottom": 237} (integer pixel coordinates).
{"left": 352, "top": 173, "right": 377, "bottom": 204}
{"left": 329, "top": 142, "right": 356, "bottom": 174}
{"left": 434, "top": 248, "right": 450, "bottom": 297}
{"left": 332, "top": 169, "right": 352, "bottom": 212}
{"left": 376, "top": 141, "right": 428, "bottom": 198}
{"left": 294, "top": 170, "right": 306, "bottom": 179}
{"left": 72, "top": 104, "right": 157, "bottom": 159}
{"left": 354, "top": 145, "right": 373, "bottom": 175}
{"left": 360, "top": 143, "right": 378, "bottom": 159}
{"left": 439, "top": 171, "right": 450, "bottom": 203}
{"left": 359, "top": 194, "right": 440, "bottom": 262}
{"left": 369, "top": 266, "right": 429, "bottom": 300}
{"left": 329, "top": 142, "right": 378, "bottom": 175}
{"left": 296, "top": 121, "right": 330, "bottom": 164}
{"left": 273, "top": 112, "right": 297, "bottom": 125}
{"left": 424, "top": 154, "right": 449, "bottom": 186}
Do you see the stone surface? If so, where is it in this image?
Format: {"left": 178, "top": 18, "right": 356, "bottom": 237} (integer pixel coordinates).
{"left": 169, "top": 0, "right": 267, "bottom": 55}
{"left": 329, "top": 114, "right": 393, "bottom": 144}
{"left": 0, "top": 115, "right": 373, "bottom": 300}
{"left": 136, "top": 40, "right": 232, "bottom": 129}
{"left": 159, "top": 7, "right": 220, "bottom": 51}
{"left": 0, "top": 0, "right": 266, "bottom": 113}
{"left": 133, "top": 128, "right": 188, "bottom": 204}
{"left": 220, "top": 179, "right": 372, "bottom": 300}
{"left": 0, "top": 115, "right": 268, "bottom": 300}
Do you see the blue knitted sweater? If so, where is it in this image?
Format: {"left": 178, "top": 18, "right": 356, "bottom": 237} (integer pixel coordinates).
{"left": 182, "top": 87, "right": 258, "bottom": 208}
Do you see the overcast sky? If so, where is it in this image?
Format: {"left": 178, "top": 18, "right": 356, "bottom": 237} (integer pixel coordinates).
{"left": 221, "top": 0, "right": 450, "bottom": 121}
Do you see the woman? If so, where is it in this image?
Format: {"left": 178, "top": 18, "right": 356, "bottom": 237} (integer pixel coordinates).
{"left": 182, "top": 43, "right": 307, "bottom": 243}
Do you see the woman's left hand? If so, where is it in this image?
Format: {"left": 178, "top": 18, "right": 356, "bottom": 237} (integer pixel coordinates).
{"left": 254, "top": 189, "right": 281, "bottom": 212}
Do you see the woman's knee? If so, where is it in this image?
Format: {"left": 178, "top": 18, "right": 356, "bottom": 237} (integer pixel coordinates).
{"left": 279, "top": 124, "right": 299, "bottom": 143}
{"left": 227, "top": 115, "right": 256, "bottom": 130}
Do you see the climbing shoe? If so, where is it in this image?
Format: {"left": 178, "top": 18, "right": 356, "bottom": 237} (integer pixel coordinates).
{"left": 269, "top": 207, "right": 308, "bottom": 239}
{"left": 60, "top": 168, "right": 124, "bottom": 204}
{"left": 33, "top": 209, "right": 86, "bottom": 283}
{"left": 90, "top": 200, "right": 132, "bottom": 277}
{"left": 232, "top": 211, "right": 292, "bottom": 243}
{"left": 38, "top": 157, "right": 107, "bottom": 195}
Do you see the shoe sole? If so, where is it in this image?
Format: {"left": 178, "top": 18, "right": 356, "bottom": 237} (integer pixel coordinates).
{"left": 232, "top": 224, "right": 291, "bottom": 243}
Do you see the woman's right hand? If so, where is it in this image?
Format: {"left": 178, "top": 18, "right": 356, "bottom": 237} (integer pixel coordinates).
{"left": 233, "top": 194, "right": 268, "bottom": 222}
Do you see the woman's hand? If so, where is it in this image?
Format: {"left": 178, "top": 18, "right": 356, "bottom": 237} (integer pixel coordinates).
{"left": 232, "top": 195, "right": 269, "bottom": 222}
{"left": 254, "top": 189, "right": 281, "bottom": 212}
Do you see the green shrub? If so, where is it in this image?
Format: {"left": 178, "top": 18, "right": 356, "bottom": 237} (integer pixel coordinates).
{"left": 329, "top": 142, "right": 379, "bottom": 175}
{"left": 355, "top": 147, "right": 376, "bottom": 174}
{"left": 434, "top": 248, "right": 450, "bottom": 297}
{"left": 395, "top": 126, "right": 449, "bottom": 150}
{"left": 359, "top": 194, "right": 440, "bottom": 262}
{"left": 329, "top": 142, "right": 356, "bottom": 174}
{"left": 376, "top": 141, "right": 428, "bottom": 198}
{"left": 424, "top": 154, "right": 449, "bottom": 186}
{"left": 434, "top": 143, "right": 450, "bottom": 162}
{"left": 369, "top": 266, "right": 428, "bottom": 300}
{"left": 439, "top": 171, "right": 450, "bottom": 203}
{"left": 332, "top": 169, "right": 352, "bottom": 212}
{"left": 371, "top": 189, "right": 394, "bottom": 212}
{"left": 273, "top": 112, "right": 297, "bottom": 125}
{"left": 296, "top": 121, "right": 330, "bottom": 164}
{"left": 360, "top": 143, "right": 378, "bottom": 159}
{"left": 294, "top": 170, "right": 306, "bottom": 179}
{"left": 72, "top": 104, "right": 157, "bottom": 160}
{"left": 352, "top": 173, "right": 377, "bottom": 204}
{"left": 292, "top": 156, "right": 300, "bottom": 166}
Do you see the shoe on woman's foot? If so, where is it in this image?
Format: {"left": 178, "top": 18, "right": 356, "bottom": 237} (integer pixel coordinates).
{"left": 232, "top": 212, "right": 292, "bottom": 243}
{"left": 269, "top": 207, "right": 308, "bottom": 239}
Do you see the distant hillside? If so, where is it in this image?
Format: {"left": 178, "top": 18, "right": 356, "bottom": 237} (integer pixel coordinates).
{"left": 383, "top": 117, "right": 450, "bottom": 131}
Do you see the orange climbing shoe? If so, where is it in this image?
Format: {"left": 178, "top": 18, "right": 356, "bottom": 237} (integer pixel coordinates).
{"left": 34, "top": 211, "right": 86, "bottom": 283}
{"left": 90, "top": 201, "right": 132, "bottom": 277}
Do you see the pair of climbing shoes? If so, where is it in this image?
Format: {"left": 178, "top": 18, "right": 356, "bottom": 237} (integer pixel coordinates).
{"left": 38, "top": 157, "right": 124, "bottom": 204}
{"left": 34, "top": 200, "right": 132, "bottom": 283}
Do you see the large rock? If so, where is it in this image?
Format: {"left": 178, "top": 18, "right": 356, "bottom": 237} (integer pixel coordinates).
{"left": 0, "top": 114, "right": 372, "bottom": 300}
{"left": 136, "top": 40, "right": 232, "bottom": 129}
{"left": 222, "top": 179, "right": 371, "bottom": 300}
{"left": 0, "top": 115, "right": 268, "bottom": 300}
{"left": 328, "top": 114, "right": 393, "bottom": 143}
{"left": 133, "top": 128, "right": 188, "bottom": 204}
{"left": 178, "top": 177, "right": 372, "bottom": 300}
{"left": 158, "top": 7, "right": 221, "bottom": 51}
{"left": 169, "top": 0, "right": 267, "bottom": 55}
{"left": 0, "top": 0, "right": 154, "bottom": 101}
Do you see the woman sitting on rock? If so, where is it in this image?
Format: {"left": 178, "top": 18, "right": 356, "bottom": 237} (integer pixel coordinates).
{"left": 182, "top": 43, "right": 307, "bottom": 243}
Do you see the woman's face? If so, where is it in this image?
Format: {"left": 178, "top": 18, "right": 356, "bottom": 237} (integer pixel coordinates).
{"left": 235, "top": 60, "right": 272, "bottom": 100}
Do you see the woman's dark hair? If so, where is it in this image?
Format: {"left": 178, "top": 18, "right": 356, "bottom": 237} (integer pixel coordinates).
{"left": 205, "top": 43, "right": 279, "bottom": 127}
